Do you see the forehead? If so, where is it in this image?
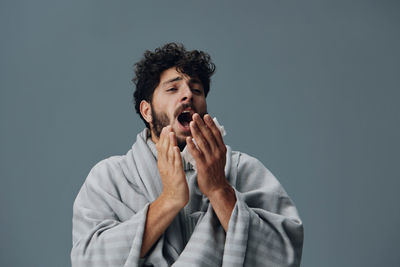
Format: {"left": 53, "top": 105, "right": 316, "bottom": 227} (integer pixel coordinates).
{"left": 158, "top": 67, "right": 201, "bottom": 87}
{"left": 159, "top": 67, "right": 187, "bottom": 82}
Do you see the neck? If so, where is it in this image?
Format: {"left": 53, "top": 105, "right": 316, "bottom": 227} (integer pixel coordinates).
{"left": 150, "top": 130, "right": 160, "bottom": 146}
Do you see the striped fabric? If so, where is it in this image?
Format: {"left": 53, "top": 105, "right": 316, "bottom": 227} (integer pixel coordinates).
{"left": 71, "top": 128, "right": 303, "bottom": 266}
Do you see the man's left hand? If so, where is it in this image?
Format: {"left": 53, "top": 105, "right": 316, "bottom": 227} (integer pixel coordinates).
{"left": 186, "top": 113, "right": 230, "bottom": 197}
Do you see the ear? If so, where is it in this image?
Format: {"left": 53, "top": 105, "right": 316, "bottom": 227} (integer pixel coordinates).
{"left": 140, "top": 100, "right": 152, "bottom": 124}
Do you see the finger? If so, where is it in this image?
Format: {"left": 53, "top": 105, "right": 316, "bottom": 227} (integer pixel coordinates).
{"left": 186, "top": 136, "right": 204, "bottom": 162}
{"left": 173, "top": 146, "right": 184, "bottom": 171}
{"left": 156, "top": 127, "right": 164, "bottom": 151}
{"left": 169, "top": 130, "right": 177, "bottom": 147}
{"left": 203, "top": 114, "right": 225, "bottom": 149}
{"left": 156, "top": 127, "right": 167, "bottom": 161}
{"left": 191, "top": 114, "right": 214, "bottom": 155}
{"left": 162, "top": 126, "right": 171, "bottom": 161}
{"left": 168, "top": 132, "right": 176, "bottom": 163}
{"left": 189, "top": 119, "right": 211, "bottom": 156}
{"left": 169, "top": 131, "right": 180, "bottom": 164}
{"left": 193, "top": 114, "right": 219, "bottom": 151}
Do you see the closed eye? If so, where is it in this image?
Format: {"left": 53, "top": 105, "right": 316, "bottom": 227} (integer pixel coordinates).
{"left": 167, "top": 88, "right": 177, "bottom": 92}
{"left": 192, "top": 89, "right": 203, "bottom": 94}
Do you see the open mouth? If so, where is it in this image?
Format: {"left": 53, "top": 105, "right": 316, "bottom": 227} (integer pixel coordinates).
{"left": 177, "top": 110, "right": 193, "bottom": 128}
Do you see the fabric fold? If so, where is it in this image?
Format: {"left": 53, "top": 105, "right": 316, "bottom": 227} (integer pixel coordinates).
{"left": 71, "top": 128, "right": 303, "bottom": 267}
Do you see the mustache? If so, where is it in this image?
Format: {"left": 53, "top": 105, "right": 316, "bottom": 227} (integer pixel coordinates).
{"left": 174, "top": 103, "right": 195, "bottom": 117}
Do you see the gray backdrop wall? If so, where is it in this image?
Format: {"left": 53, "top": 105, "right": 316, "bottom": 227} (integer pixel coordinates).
{"left": 1, "top": 1, "right": 399, "bottom": 266}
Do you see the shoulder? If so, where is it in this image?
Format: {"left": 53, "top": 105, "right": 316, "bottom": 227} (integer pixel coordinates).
{"left": 230, "top": 149, "right": 281, "bottom": 192}
{"left": 89, "top": 155, "right": 125, "bottom": 176}
{"left": 84, "top": 155, "right": 127, "bottom": 190}
{"left": 231, "top": 149, "right": 270, "bottom": 173}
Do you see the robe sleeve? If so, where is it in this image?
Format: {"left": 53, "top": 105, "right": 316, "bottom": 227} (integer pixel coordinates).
{"left": 71, "top": 158, "right": 149, "bottom": 267}
{"left": 222, "top": 152, "right": 304, "bottom": 267}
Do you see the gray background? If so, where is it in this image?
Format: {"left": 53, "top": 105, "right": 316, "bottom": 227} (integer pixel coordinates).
{"left": 1, "top": 0, "right": 399, "bottom": 266}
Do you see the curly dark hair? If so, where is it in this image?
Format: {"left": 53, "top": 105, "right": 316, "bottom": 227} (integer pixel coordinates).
{"left": 132, "top": 42, "right": 216, "bottom": 129}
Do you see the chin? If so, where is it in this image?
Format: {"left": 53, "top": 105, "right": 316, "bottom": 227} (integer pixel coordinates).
{"left": 176, "top": 134, "right": 188, "bottom": 143}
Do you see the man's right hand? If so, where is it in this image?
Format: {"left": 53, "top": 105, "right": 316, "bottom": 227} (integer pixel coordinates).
{"left": 140, "top": 126, "right": 189, "bottom": 257}
{"left": 156, "top": 126, "right": 189, "bottom": 207}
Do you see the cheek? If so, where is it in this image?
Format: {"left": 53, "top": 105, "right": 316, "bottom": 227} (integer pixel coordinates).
{"left": 167, "top": 106, "right": 177, "bottom": 121}
{"left": 197, "top": 98, "right": 207, "bottom": 112}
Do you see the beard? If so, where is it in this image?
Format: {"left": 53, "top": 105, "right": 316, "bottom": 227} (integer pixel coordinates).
{"left": 151, "top": 107, "right": 170, "bottom": 139}
{"left": 151, "top": 104, "right": 187, "bottom": 151}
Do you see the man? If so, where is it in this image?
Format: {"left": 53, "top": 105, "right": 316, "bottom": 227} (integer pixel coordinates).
{"left": 71, "top": 43, "right": 304, "bottom": 267}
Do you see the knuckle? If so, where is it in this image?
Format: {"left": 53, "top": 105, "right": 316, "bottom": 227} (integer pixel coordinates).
{"left": 203, "top": 161, "right": 211, "bottom": 169}
{"left": 220, "top": 144, "right": 226, "bottom": 152}
{"left": 216, "top": 150, "right": 225, "bottom": 160}
{"left": 196, "top": 137, "right": 205, "bottom": 146}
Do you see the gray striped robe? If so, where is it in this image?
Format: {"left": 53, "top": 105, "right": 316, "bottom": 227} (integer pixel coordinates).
{"left": 71, "top": 128, "right": 303, "bottom": 266}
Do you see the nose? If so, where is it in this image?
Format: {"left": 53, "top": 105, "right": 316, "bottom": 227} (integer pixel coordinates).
{"left": 180, "top": 84, "right": 193, "bottom": 103}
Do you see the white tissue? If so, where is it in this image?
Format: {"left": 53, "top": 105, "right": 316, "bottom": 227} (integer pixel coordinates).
{"left": 181, "top": 117, "right": 226, "bottom": 169}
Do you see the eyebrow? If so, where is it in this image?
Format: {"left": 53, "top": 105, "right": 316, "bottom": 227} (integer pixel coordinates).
{"left": 162, "top": 76, "right": 202, "bottom": 87}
